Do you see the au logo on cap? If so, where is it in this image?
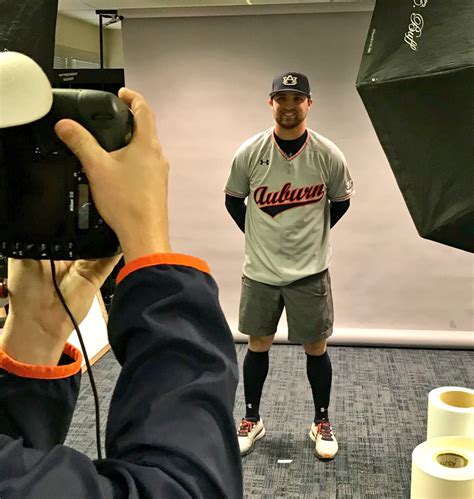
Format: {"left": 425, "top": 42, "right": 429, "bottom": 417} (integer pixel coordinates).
{"left": 282, "top": 75, "right": 298, "bottom": 86}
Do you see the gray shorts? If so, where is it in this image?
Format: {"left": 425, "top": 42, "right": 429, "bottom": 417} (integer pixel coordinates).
{"left": 239, "top": 270, "right": 334, "bottom": 344}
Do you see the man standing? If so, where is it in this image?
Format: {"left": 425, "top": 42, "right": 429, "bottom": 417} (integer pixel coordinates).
{"left": 224, "top": 71, "right": 354, "bottom": 459}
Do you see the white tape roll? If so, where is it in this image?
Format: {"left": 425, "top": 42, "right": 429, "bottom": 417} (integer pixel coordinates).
{"left": 427, "top": 387, "right": 474, "bottom": 439}
{"left": 411, "top": 436, "right": 474, "bottom": 499}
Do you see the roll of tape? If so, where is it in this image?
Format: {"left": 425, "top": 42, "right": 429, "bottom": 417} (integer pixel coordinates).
{"left": 427, "top": 386, "right": 474, "bottom": 440}
{"left": 411, "top": 436, "right": 474, "bottom": 499}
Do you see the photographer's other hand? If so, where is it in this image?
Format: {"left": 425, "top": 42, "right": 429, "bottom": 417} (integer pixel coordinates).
{"left": 0, "top": 256, "right": 120, "bottom": 366}
{"left": 55, "top": 88, "right": 172, "bottom": 263}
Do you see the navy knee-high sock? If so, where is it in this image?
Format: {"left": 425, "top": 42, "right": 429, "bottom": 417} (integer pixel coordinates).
{"left": 243, "top": 349, "right": 269, "bottom": 421}
{"left": 306, "top": 351, "right": 332, "bottom": 423}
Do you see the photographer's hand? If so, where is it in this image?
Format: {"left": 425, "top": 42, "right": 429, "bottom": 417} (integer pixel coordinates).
{"left": 0, "top": 88, "right": 171, "bottom": 367}
{"left": 0, "top": 256, "right": 120, "bottom": 366}
{"left": 55, "top": 88, "right": 172, "bottom": 262}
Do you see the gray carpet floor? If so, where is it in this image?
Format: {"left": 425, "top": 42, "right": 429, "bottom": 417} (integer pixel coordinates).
{"left": 65, "top": 344, "right": 473, "bottom": 499}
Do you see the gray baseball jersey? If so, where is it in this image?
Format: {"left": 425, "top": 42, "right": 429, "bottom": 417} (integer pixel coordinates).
{"left": 225, "top": 127, "right": 354, "bottom": 286}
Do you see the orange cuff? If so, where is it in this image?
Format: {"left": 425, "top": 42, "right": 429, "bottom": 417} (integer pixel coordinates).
{"left": 117, "top": 253, "right": 211, "bottom": 285}
{"left": 0, "top": 343, "right": 82, "bottom": 380}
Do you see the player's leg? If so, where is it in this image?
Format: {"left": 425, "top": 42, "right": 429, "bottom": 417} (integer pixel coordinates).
{"left": 237, "top": 275, "right": 283, "bottom": 456}
{"left": 304, "top": 337, "right": 331, "bottom": 424}
{"left": 244, "top": 334, "right": 275, "bottom": 421}
{"left": 304, "top": 338, "right": 338, "bottom": 459}
{"left": 283, "top": 269, "right": 338, "bottom": 459}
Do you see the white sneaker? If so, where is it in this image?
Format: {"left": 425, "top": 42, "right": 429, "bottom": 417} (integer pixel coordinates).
{"left": 309, "top": 420, "right": 338, "bottom": 459}
{"left": 237, "top": 418, "right": 266, "bottom": 456}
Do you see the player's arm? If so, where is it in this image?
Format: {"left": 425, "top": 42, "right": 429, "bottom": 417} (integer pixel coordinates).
{"left": 224, "top": 147, "right": 250, "bottom": 233}
{"left": 326, "top": 144, "right": 354, "bottom": 228}
{"left": 225, "top": 194, "right": 246, "bottom": 233}
{"left": 330, "top": 199, "right": 350, "bottom": 228}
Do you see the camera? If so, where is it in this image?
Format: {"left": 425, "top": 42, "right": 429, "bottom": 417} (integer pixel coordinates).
{"left": 0, "top": 89, "right": 133, "bottom": 260}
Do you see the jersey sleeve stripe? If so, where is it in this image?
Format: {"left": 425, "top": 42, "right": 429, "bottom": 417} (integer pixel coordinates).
{"left": 330, "top": 190, "right": 355, "bottom": 202}
{"left": 224, "top": 188, "right": 247, "bottom": 198}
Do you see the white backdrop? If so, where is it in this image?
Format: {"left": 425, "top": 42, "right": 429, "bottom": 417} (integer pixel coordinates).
{"left": 121, "top": 11, "right": 473, "bottom": 347}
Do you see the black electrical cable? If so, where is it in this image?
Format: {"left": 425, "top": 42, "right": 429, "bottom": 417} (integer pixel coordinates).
{"left": 50, "top": 259, "right": 103, "bottom": 460}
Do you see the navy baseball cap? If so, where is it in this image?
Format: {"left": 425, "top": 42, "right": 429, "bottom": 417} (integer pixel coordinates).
{"left": 270, "top": 72, "right": 311, "bottom": 98}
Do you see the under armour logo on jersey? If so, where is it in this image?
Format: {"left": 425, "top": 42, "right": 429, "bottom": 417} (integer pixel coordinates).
{"left": 254, "top": 182, "right": 325, "bottom": 217}
{"left": 259, "top": 159, "right": 270, "bottom": 165}
{"left": 282, "top": 74, "right": 298, "bottom": 86}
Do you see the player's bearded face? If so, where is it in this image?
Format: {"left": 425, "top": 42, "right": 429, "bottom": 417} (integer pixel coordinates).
{"left": 276, "top": 108, "right": 307, "bottom": 129}
{"left": 272, "top": 93, "right": 311, "bottom": 129}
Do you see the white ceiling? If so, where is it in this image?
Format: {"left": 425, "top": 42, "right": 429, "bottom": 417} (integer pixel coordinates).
{"left": 58, "top": 0, "right": 374, "bottom": 27}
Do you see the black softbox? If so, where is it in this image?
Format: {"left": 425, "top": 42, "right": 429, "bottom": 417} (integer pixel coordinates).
{"left": 0, "top": 0, "right": 58, "bottom": 80}
{"left": 356, "top": 0, "right": 473, "bottom": 253}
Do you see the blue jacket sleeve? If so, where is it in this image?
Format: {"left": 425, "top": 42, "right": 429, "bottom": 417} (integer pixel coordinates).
{"left": 0, "top": 263, "right": 243, "bottom": 499}
{"left": 0, "top": 350, "right": 81, "bottom": 450}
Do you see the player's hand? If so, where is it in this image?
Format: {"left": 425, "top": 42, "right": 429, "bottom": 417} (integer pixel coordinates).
{"left": 0, "top": 256, "right": 120, "bottom": 366}
{"left": 54, "top": 88, "right": 172, "bottom": 262}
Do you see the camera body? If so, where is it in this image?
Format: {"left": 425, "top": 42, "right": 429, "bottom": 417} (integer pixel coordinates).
{"left": 0, "top": 89, "right": 133, "bottom": 260}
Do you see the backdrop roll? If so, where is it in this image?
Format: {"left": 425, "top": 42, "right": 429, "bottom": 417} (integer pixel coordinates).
{"left": 357, "top": 0, "right": 474, "bottom": 253}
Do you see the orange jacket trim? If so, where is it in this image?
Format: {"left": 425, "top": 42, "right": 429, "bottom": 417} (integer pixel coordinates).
{"left": 0, "top": 343, "right": 82, "bottom": 380}
{"left": 117, "top": 253, "right": 211, "bottom": 285}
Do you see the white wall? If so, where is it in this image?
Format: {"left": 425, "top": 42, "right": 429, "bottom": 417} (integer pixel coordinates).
{"left": 55, "top": 14, "right": 124, "bottom": 68}
{"left": 120, "top": 12, "right": 473, "bottom": 338}
{"left": 105, "top": 29, "right": 124, "bottom": 68}
{"left": 67, "top": 295, "right": 110, "bottom": 369}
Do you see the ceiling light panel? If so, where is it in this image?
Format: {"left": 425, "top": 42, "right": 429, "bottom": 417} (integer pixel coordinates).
{"left": 60, "top": 0, "right": 350, "bottom": 9}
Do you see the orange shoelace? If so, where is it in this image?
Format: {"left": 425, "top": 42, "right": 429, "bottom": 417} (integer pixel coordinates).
{"left": 238, "top": 419, "right": 256, "bottom": 436}
{"left": 317, "top": 421, "right": 333, "bottom": 441}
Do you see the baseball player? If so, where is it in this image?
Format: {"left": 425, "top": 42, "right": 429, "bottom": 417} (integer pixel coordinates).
{"left": 224, "top": 71, "right": 354, "bottom": 459}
